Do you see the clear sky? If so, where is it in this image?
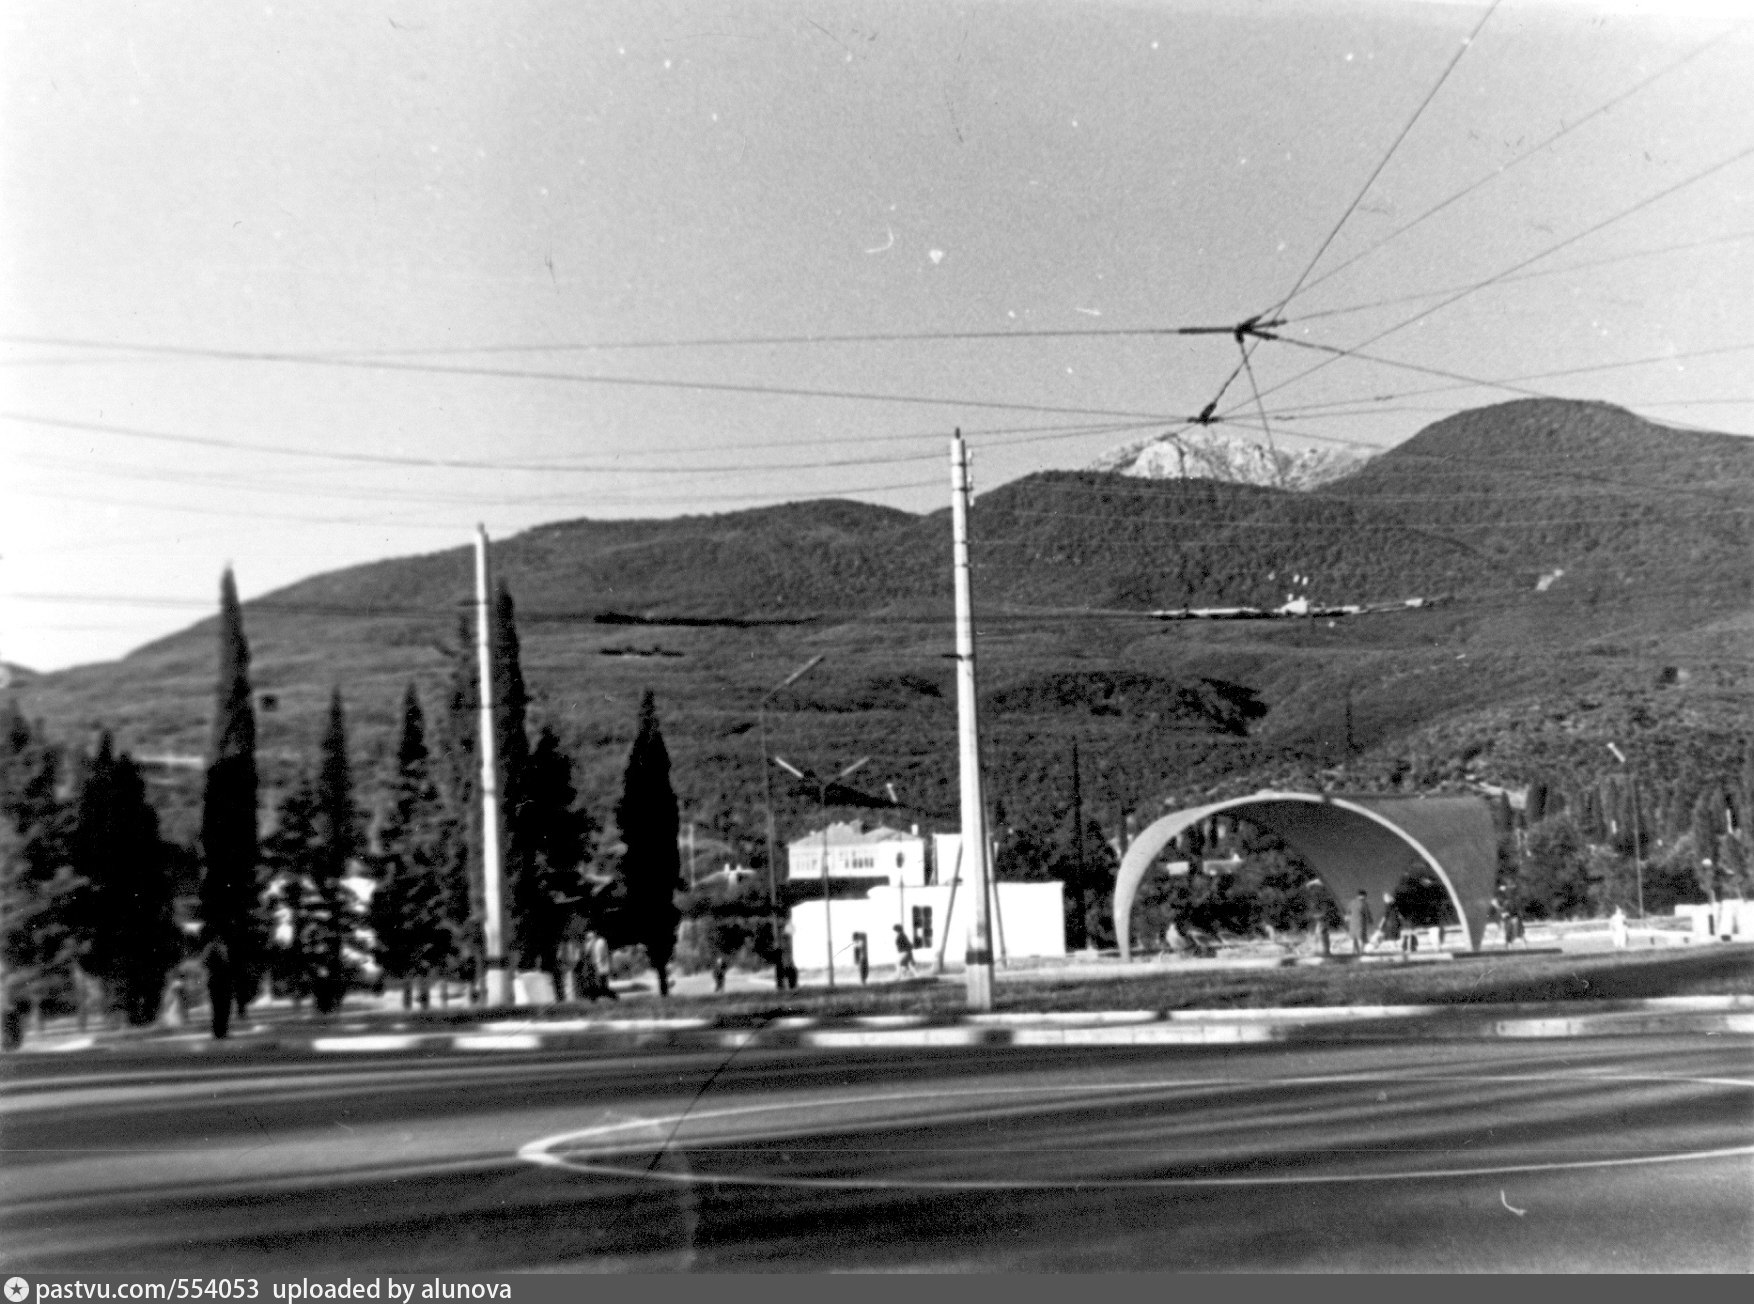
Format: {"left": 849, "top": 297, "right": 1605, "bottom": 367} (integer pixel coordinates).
{"left": 3, "top": 0, "right": 1750, "bottom": 672}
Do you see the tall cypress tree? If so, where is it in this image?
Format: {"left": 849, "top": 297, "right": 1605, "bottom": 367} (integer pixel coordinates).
{"left": 372, "top": 685, "right": 455, "bottom": 1005}
{"left": 439, "top": 612, "right": 485, "bottom": 975}
{"left": 306, "top": 688, "right": 360, "bottom": 1014}
{"left": 199, "top": 568, "right": 261, "bottom": 1028}
{"left": 514, "top": 724, "right": 597, "bottom": 987}
{"left": 71, "top": 733, "right": 180, "bottom": 1026}
{"left": 614, "top": 691, "right": 683, "bottom": 996}
{"left": 491, "top": 582, "right": 536, "bottom": 969}
{"left": 263, "top": 771, "right": 319, "bottom": 1006}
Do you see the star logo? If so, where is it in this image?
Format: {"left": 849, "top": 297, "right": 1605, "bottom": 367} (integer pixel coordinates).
{"left": 5, "top": 1277, "right": 30, "bottom": 1303}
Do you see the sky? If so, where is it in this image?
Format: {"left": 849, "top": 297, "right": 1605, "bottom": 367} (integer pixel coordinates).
{"left": 3, "top": 0, "right": 1751, "bottom": 673}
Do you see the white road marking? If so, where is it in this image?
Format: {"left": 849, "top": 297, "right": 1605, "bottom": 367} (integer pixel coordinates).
{"left": 517, "top": 1071, "right": 1754, "bottom": 1192}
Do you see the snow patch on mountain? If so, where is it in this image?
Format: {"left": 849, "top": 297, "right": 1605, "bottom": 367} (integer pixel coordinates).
{"left": 1089, "top": 428, "right": 1374, "bottom": 490}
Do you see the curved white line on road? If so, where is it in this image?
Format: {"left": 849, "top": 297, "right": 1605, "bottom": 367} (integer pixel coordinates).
{"left": 518, "top": 1071, "right": 1754, "bottom": 1191}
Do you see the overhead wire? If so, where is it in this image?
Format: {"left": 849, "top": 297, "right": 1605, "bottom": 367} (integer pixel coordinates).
{"left": 1264, "top": 0, "right": 1502, "bottom": 321}
{"left": 1286, "top": 229, "right": 1754, "bottom": 328}
{"left": 1288, "top": 17, "right": 1747, "bottom": 308}
{"left": 1243, "top": 139, "right": 1754, "bottom": 417}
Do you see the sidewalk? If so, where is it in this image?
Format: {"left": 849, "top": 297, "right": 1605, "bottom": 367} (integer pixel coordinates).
{"left": 14, "top": 993, "right": 1753, "bottom": 1056}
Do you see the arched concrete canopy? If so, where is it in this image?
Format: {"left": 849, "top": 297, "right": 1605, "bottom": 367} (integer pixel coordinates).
{"left": 1115, "top": 792, "right": 1501, "bottom": 958}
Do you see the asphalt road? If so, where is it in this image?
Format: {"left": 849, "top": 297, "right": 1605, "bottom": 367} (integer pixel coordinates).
{"left": 3, "top": 1035, "right": 1750, "bottom": 1272}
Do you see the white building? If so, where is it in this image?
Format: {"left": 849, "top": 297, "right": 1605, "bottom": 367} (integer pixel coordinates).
{"left": 787, "top": 821, "right": 928, "bottom": 886}
{"left": 788, "top": 828, "right": 1066, "bottom": 974}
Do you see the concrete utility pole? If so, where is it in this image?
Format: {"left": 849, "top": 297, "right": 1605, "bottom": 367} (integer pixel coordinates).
{"left": 1607, "top": 742, "right": 1646, "bottom": 919}
{"left": 474, "top": 526, "right": 510, "bottom": 1006}
{"left": 951, "top": 430, "right": 995, "bottom": 1010}
{"left": 775, "top": 753, "right": 867, "bottom": 989}
{"left": 759, "top": 654, "right": 824, "bottom": 989}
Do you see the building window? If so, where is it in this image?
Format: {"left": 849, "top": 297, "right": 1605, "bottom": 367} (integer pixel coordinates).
{"left": 912, "top": 905, "right": 933, "bottom": 950}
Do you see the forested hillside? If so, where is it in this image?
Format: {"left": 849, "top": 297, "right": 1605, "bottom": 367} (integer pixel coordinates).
{"left": 12, "top": 399, "right": 1754, "bottom": 927}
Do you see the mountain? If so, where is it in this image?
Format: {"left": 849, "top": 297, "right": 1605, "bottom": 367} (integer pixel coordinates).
{"left": 1089, "top": 426, "right": 1373, "bottom": 490}
{"left": 10, "top": 399, "right": 1754, "bottom": 868}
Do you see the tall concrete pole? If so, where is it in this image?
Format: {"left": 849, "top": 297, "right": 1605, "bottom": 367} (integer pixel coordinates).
{"left": 474, "top": 526, "right": 510, "bottom": 1006}
{"left": 951, "top": 430, "right": 995, "bottom": 1010}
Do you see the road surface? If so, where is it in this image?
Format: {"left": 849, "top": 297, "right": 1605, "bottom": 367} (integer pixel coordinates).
{"left": 4, "top": 1035, "right": 1750, "bottom": 1271}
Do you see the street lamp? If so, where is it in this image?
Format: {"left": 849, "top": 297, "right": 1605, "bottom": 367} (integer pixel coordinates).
{"left": 758, "top": 654, "right": 824, "bottom": 989}
{"left": 1606, "top": 741, "right": 1645, "bottom": 919}
{"left": 774, "top": 754, "right": 869, "bottom": 989}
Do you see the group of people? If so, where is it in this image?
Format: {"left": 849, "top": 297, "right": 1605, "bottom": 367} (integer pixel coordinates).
{"left": 1344, "top": 889, "right": 1419, "bottom": 956}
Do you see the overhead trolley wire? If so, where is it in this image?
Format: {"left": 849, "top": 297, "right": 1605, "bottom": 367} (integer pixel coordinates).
{"left": 1287, "top": 229, "right": 1754, "bottom": 329}
{"left": 1287, "top": 17, "right": 1747, "bottom": 309}
{"left": 1265, "top": 0, "right": 1502, "bottom": 321}
{"left": 1239, "top": 138, "right": 1754, "bottom": 418}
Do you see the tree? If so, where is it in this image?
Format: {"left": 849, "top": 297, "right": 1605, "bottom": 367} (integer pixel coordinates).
{"left": 370, "top": 686, "right": 456, "bottom": 1006}
{"left": 436, "top": 582, "right": 535, "bottom": 988}
{"left": 306, "top": 689, "right": 362, "bottom": 1013}
{"left": 1519, "top": 814, "right": 1592, "bottom": 919}
{"left": 1, "top": 705, "right": 78, "bottom": 1047}
{"left": 614, "top": 691, "right": 683, "bottom": 995}
{"left": 1692, "top": 785, "right": 1732, "bottom": 902}
{"left": 262, "top": 773, "right": 319, "bottom": 1006}
{"left": 69, "top": 733, "right": 180, "bottom": 1026}
{"left": 512, "top": 724, "right": 597, "bottom": 989}
{"left": 199, "top": 568, "right": 264, "bottom": 1028}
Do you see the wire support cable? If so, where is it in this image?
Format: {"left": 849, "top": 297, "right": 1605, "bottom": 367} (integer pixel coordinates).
{"left": 1266, "top": 0, "right": 1502, "bottom": 321}
{"left": 1288, "top": 17, "right": 1747, "bottom": 307}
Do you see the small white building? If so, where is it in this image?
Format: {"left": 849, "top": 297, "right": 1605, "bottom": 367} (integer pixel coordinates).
{"left": 787, "top": 821, "right": 928, "bottom": 887}
{"left": 789, "top": 828, "right": 1066, "bottom": 974}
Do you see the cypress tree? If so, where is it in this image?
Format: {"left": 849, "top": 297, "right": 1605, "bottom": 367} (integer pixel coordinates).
{"left": 438, "top": 613, "right": 485, "bottom": 978}
{"left": 371, "top": 685, "right": 455, "bottom": 1006}
{"left": 614, "top": 691, "right": 683, "bottom": 996}
{"left": 262, "top": 772, "right": 319, "bottom": 1007}
{"left": 306, "top": 689, "right": 360, "bottom": 1013}
{"left": 199, "top": 568, "right": 262, "bottom": 1028}
{"left": 70, "top": 733, "right": 180, "bottom": 1026}
{"left": 491, "top": 582, "right": 536, "bottom": 971}
{"left": 514, "top": 724, "right": 597, "bottom": 987}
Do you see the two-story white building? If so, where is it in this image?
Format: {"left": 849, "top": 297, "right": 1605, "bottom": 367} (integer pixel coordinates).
{"left": 787, "top": 824, "right": 1066, "bottom": 976}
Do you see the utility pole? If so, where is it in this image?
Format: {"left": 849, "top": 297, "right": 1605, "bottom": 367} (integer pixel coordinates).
{"left": 775, "top": 754, "right": 866, "bottom": 989}
{"left": 474, "top": 526, "right": 510, "bottom": 1007}
{"left": 951, "top": 430, "right": 995, "bottom": 1010}
{"left": 759, "top": 654, "right": 824, "bottom": 989}
{"left": 1607, "top": 742, "right": 1646, "bottom": 919}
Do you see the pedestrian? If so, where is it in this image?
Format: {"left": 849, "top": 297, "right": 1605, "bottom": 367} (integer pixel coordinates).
{"left": 853, "top": 932, "right": 870, "bottom": 985}
{"left": 1373, "top": 892, "right": 1407, "bottom": 955}
{"left": 1345, "top": 889, "right": 1372, "bottom": 955}
{"left": 590, "top": 931, "right": 619, "bottom": 1000}
{"left": 1608, "top": 906, "right": 1629, "bottom": 949}
{"left": 711, "top": 954, "right": 728, "bottom": 993}
{"left": 892, "top": 923, "right": 918, "bottom": 979}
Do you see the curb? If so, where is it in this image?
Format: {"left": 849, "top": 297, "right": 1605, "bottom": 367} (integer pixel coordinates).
{"left": 16, "top": 997, "right": 1754, "bottom": 1055}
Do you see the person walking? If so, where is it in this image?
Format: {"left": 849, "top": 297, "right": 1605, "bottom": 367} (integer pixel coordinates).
{"left": 892, "top": 923, "right": 918, "bottom": 979}
{"left": 589, "top": 931, "right": 618, "bottom": 1000}
{"left": 853, "top": 932, "right": 870, "bottom": 985}
{"left": 1374, "top": 892, "right": 1407, "bottom": 955}
{"left": 1345, "top": 890, "right": 1372, "bottom": 955}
